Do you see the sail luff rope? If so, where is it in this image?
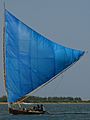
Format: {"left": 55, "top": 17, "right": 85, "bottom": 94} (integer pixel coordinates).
{"left": 2, "top": 0, "right": 7, "bottom": 95}
{"left": 2, "top": 0, "right": 10, "bottom": 108}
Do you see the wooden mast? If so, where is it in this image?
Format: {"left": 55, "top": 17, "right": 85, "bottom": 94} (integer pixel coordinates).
{"left": 2, "top": 0, "right": 7, "bottom": 99}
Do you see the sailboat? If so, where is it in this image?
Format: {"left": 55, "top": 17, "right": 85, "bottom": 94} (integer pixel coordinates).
{"left": 2, "top": 5, "right": 85, "bottom": 115}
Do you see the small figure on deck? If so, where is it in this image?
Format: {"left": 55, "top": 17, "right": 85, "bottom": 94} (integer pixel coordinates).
{"left": 33, "top": 106, "right": 37, "bottom": 111}
{"left": 37, "top": 104, "right": 40, "bottom": 111}
{"left": 23, "top": 107, "right": 27, "bottom": 111}
{"left": 32, "top": 104, "right": 45, "bottom": 111}
{"left": 40, "top": 104, "right": 45, "bottom": 111}
{"left": 33, "top": 104, "right": 40, "bottom": 111}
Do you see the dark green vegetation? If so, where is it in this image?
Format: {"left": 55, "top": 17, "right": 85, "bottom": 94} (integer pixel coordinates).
{"left": 0, "top": 96, "right": 90, "bottom": 103}
{"left": 25, "top": 96, "right": 90, "bottom": 103}
{"left": 0, "top": 96, "right": 7, "bottom": 102}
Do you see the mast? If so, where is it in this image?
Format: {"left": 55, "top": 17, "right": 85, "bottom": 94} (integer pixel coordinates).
{"left": 2, "top": 0, "right": 11, "bottom": 108}
{"left": 2, "top": 0, "right": 7, "bottom": 99}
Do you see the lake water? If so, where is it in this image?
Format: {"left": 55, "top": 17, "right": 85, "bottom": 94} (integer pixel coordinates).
{"left": 0, "top": 104, "right": 90, "bottom": 120}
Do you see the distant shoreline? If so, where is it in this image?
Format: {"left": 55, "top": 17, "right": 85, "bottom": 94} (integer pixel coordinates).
{"left": 1, "top": 96, "right": 90, "bottom": 104}
{"left": 0, "top": 102, "right": 90, "bottom": 105}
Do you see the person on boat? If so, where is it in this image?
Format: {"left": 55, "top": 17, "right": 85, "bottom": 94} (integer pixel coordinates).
{"left": 33, "top": 105, "right": 40, "bottom": 111}
{"left": 40, "top": 104, "right": 45, "bottom": 111}
{"left": 33, "top": 106, "right": 37, "bottom": 111}
{"left": 37, "top": 104, "right": 40, "bottom": 111}
{"left": 23, "top": 107, "right": 27, "bottom": 111}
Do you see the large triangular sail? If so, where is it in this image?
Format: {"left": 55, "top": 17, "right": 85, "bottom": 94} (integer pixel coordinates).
{"left": 5, "top": 10, "right": 84, "bottom": 102}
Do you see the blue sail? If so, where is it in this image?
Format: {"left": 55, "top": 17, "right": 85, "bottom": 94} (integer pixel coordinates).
{"left": 5, "top": 10, "right": 84, "bottom": 102}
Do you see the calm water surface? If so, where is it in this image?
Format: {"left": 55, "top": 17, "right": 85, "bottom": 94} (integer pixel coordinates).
{"left": 0, "top": 104, "right": 90, "bottom": 120}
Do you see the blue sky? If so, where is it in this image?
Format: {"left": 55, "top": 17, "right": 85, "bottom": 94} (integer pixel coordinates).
{"left": 0, "top": 0, "right": 90, "bottom": 99}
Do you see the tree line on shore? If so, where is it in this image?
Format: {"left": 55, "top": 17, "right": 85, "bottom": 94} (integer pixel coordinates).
{"left": 24, "top": 96, "right": 90, "bottom": 103}
{"left": 0, "top": 96, "right": 90, "bottom": 103}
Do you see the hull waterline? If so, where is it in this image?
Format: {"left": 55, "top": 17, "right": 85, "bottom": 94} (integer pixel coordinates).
{"left": 9, "top": 108, "right": 45, "bottom": 115}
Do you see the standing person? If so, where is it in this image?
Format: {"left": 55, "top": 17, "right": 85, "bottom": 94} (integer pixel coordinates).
{"left": 40, "top": 104, "right": 45, "bottom": 111}
{"left": 37, "top": 104, "right": 40, "bottom": 111}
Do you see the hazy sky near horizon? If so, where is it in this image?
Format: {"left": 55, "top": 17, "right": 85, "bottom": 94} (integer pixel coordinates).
{"left": 0, "top": 0, "right": 90, "bottom": 99}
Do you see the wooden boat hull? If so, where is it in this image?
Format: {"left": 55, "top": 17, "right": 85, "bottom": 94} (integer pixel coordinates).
{"left": 9, "top": 108, "right": 45, "bottom": 115}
